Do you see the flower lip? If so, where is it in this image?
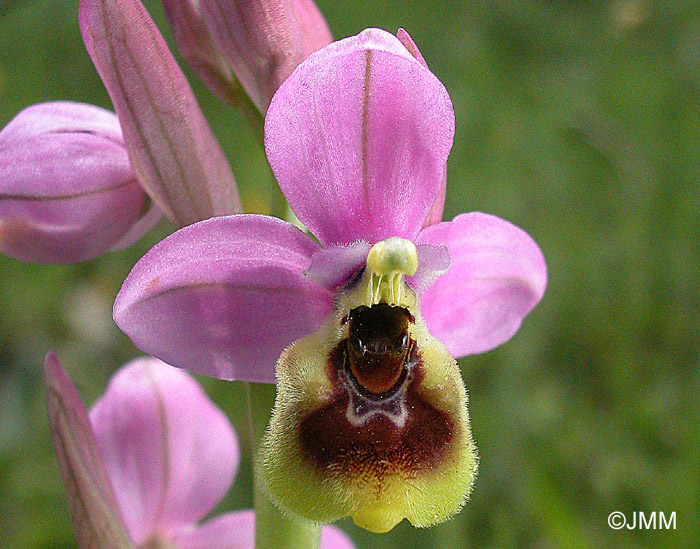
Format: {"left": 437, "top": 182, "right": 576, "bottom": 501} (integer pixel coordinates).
{"left": 261, "top": 268, "right": 477, "bottom": 532}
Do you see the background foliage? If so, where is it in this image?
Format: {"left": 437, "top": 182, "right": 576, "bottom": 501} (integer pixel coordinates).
{"left": 1, "top": 0, "right": 698, "bottom": 547}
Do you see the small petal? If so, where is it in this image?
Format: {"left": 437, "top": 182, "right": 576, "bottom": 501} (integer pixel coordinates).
{"left": 80, "top": 0, "right": 241, "bottom": 226}
{"left": 114, "top": 215, "right": 333, "bottom": 382}
{"left": 266, "top": 28, "right": 454, "bottom": 246}
{"left": 200, "top": 0, "right": 332, "bottom": 112}
{"left": 406, "top": 243, "right": 451, "bottom": 293}
{"left": 89, "top": 358, "right": 238, "bottom": 544}
{"left": 44, "top": 353, "right": 133, "bottom": 549}
{"left": 0, "top": 103, "right": 159, "bottom": 264}
{"left": 161, "top": 0, "right": 239, "bottom": 105}
{"left": 172, "top": 510, "right": 356, "bottom": 549}
{"left": 416, "top": 212, "right": 547, "bottom": 357}
{"left": 305, "top": 240, "right": 370, "bottom": 290}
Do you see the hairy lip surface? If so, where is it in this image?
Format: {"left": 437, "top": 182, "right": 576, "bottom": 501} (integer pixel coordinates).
{"left": 298, "top": 341, "right": 455, "bottom": 482}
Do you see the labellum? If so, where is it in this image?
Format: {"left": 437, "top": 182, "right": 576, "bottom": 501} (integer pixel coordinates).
{"left": 260, "top": 238, "right": 478, "bottom": 533}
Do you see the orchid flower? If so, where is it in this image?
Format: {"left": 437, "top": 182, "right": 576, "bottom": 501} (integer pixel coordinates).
{"left": 113, "top": 28, "right": 547, "bottom": 532}
{"left": 44, "top": 353, "right": 354, "bottom": 548}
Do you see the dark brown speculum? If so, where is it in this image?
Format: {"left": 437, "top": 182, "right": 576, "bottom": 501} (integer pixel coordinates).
{"left": 346, "top": 303, "right": 413, "bottom": 395}
{"left": 297, "top": 303, "right": 455, "bottom": 483}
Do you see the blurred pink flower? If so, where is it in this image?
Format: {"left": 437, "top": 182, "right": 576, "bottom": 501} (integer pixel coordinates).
{"left": 1, "top": 0, "right": 334, "bottom": 264}
{"left": 44, "top": 353, "right": 354, "bottom": 548}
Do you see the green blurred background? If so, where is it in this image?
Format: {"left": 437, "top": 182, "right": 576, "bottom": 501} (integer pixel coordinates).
{"left": 1, "top": 0, "right": 699, "bottom": 547}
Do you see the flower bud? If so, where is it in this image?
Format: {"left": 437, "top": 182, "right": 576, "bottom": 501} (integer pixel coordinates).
{"left": 44, "top": 353, "right": 134, "bottom": 548}
{"left": 0, "top": 102, "right": 160, "bottom": 264}
{"left": 260, "top": 242, "right": 478, "bottom": 533}
{"left": 199, "top": 0, "right": 333, "bottom": 112}
{"left": 161, "top": 0, "right": 239, "bottom": 105}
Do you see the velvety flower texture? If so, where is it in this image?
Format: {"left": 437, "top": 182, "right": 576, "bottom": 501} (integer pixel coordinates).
{"left": 44, "top": 353, "right": 353, "bottom": 548}
{"left": 114, "top": 28, "right": 547, "bottom": 384}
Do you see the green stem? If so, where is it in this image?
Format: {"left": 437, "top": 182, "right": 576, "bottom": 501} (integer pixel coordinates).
{"left": 269, "top": 177, "right": 288, "bottom": 219}
{"left": 246, "top": 383, "right": 321, "bottom": 549}
{"left": 245, "top": 139, "right": 318, "bottom": 548}
{"left": 221, "top": 77, "right": 265, "bottom": 147}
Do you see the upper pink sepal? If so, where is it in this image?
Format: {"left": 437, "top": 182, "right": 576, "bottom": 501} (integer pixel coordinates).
{"left": 417, "top": 212, "right": 547, "bottom": 357}
{"left": 265, "top": 28, "right": 454, "bottom": 246}
{"left": 79, "top": 0, "right": 241, "bottom": 226}
{"left": 0, "top": 102, "right": 160, "bottom": 264}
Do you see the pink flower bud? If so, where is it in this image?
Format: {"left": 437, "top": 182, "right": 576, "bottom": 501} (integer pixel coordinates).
{"left": 0, "top": 102, "right": 160, "bottom": 264}
{"left": 199, "top": 0, "right": 333, "bottom": 112}
{"left": 161, "top": 0, "right": 239, "bottom": 105}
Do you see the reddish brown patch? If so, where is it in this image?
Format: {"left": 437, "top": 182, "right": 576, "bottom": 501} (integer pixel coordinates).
{"left": 298, "top": 342, "right": 454, "bottom": 482}
{"left": 145, "top": 275, "right": 162, "bottom": 294}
